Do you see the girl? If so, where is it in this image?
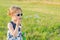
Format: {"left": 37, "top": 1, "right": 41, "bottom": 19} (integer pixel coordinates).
{"left": 7, "top": 6, "right": 23, "bottom": 40}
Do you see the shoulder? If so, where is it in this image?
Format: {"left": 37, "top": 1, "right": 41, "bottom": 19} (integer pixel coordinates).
{"left": 8, "top": 22, "right": 12, "bottom": 26}
{"left": 7, "top": 22, "right": 13, "bottom": 28}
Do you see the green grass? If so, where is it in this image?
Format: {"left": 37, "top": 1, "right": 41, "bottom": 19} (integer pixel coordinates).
{"left": 0, "top": 0, "right": 60, "bottom": 40}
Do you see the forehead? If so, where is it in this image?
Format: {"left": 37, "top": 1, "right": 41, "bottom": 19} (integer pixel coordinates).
{"left": 15, "top": 9, "right": 22, "bottom": 13}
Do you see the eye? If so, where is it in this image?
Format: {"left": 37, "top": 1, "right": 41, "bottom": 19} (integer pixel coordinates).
{"left": 21, "top": 14, "right": 23, "bottom": 16}
{"left": 18, "top": 14, "right": 20, "bottom": 16}
{"left": 17, "top": 13, "right": 23, "bottom": 16}
{"left": 17, "top": 14, "right": 20, "bottom": 16}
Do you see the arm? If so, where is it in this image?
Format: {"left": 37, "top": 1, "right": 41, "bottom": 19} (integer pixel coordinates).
{"left": 8, "top": 23, "right": 19, "bottom": 37}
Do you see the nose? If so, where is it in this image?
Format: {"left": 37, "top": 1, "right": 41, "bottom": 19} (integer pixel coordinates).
{"left": 18, "top": 17, "right": 22, "bottom": 20}
{"left": 19, "top": 18, "right": 22, "bottom": 19}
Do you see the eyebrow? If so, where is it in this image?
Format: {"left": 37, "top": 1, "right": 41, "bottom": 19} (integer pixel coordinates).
{"left": 12, "top": 6, "right": 21, "bottom": 10}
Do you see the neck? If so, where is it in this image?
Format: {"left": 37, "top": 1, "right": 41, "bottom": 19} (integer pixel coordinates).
{"left": 11, "top": 19, "right": 21, "bottom": 25}
{"left": 11, "top": 19, "right": 16, "bottom": 24}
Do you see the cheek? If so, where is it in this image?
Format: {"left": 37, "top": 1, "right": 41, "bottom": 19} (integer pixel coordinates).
{"left": 17, "top": 17, "right": 19, "bottom": 20}
{"left": 15, "top": 16, "right": 18, "bottom": 19}
{"left": 13, "top": 16, "right": 17, "bottom": 20}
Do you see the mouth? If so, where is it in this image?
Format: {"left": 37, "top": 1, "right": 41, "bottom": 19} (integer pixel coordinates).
{"left": 19, "top": 18, "right": 22, "bottom": 20}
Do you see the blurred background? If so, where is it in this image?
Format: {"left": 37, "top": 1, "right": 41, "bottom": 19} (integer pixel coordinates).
{"left": 0, "top": 0, "right": 60, "bottom": 40}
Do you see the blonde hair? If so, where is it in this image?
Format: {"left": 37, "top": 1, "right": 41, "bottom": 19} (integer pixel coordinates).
{"left": 7, "top": 6, "right": 22, "bottom": 17}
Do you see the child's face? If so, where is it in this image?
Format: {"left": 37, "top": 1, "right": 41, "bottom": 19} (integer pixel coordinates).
{"left": 12, "top": 10, "right": 22, "bottom": 21}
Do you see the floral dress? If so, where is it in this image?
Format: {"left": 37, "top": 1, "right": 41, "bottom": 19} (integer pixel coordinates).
{"left": 7, "top": 21, "right": 22, "bottom": 40}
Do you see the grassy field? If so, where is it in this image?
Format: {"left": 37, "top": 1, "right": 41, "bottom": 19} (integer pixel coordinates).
{"left": 0, "top": 0, "right": 60, "bottom": 40}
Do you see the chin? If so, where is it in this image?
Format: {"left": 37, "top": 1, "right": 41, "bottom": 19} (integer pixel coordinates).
{"left": 14, "top": 19, "right": 17, "bottom": 21}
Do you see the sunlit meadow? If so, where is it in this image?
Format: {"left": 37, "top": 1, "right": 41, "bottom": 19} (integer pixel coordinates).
{"left": 0, "top": 0, "right": 60, "bottom": 40}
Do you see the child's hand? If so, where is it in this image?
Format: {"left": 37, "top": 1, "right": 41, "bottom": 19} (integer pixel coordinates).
{"left": 16, "top": 19, "right": 20, "bottom": 27}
